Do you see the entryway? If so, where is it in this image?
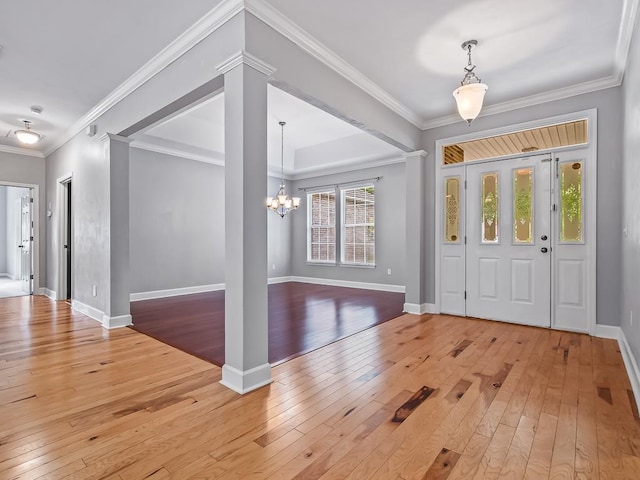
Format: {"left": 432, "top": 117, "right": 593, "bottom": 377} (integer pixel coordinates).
{"left": 0, "top": 185, "right": 34, "bottom": 298}
{"left": 436, "top": 111, "right": 596, "bottom": 333}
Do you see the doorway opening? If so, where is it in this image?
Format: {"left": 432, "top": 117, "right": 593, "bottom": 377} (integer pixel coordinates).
{"left": 0, "top": 185, "right": 34, "bottom": 298}
{"left": 435, "top": 110, "right": 597, "bottom": 334}
{"left": 58, "top": 176, "right": 73, "bottom": 301}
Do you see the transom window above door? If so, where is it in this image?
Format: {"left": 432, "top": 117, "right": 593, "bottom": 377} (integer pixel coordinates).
{"left": 442, "top": 119, "right": 588, "bottom": 164}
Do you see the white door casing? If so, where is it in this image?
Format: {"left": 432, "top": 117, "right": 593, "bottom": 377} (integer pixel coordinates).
{"left": 466, "top": 154, "right": 551, "bottom": 327}
{"left": 20, "top": 194, "right": 33, "bottom": 294}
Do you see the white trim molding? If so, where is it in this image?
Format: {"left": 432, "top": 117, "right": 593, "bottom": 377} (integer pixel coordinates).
{"left": 130, "top": 283, "right": 225, "bottom": 302}
{"left": 220, "top": 362, "right": 273, "bottom": 394}
{"left": 216, "top": 50, "right": 276, "bottom": 76}
{"left": 0, "top": 144, "right": 45, "bottom": 158}
{"left": 71, "top": 299, "right": 104, "bottom": 325}
{"left": 403, "top": 303, "right": 437, "bottom": 315}
{"left": 290, "top": 276, "right": 405, "bottom": 293}
{"left": 131, "top": 141, "right": 225, "bottom": 167}
{"left": 245, "top": 0, "right": 421, "bottom": 128}
{"left": 44, "top": 0, "right": 245, "bottom": 156}
{"left": 43, "top": 288, "right": 57, "bottom": 301}
{"left": 103, "top": 314, "right": 133, "bottom": 329}
{"left": 593, "top": 325, "right": 640, "bottom": 408}
{"left": 268, "top": 276, "right": 293, "bottom": 284}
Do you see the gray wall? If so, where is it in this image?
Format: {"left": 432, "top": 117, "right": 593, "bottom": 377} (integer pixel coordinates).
{"left": 267, "top": 175, "right": 293, "bottom": 278}
{"left": 129, "top": 148, "right": 225, "bottom": 293}
{"left": 422, "top": 87, "right": 623, "bottom": 326}
{"left": 0, "top": 151, "right": 46, "bottom": 288}
{"left": 46, "top": 132, "right": 111, "bottom": 310}
{"left": 291, "top": 162, "right": 406, "bottom": 286}
{"left": 129, "top": 148, "right": 292, "bottom": 294}
{"left": 621, "top": 19, "right": 640, "bottom": 365}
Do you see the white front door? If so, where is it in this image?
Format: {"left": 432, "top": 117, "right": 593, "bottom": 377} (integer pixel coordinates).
{"left": 466, "top": 154, "right": 551, "bottom": 327}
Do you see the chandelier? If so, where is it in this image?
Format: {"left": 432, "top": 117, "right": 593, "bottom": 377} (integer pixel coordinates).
{"left": 15, "top": 120, "right": 42, "bottom": 145}
{"left": 267, "top": 121, "right": 300, "bottom": 217}
{"left": 452, "top": 40, "right": 488, "bottom": 125}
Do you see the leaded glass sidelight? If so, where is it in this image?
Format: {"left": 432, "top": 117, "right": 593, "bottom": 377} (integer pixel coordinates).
{"left": 444, "top": 177, "right": 460, "bottom": 242}
{"left": 560, "top": 161, "right": 583, "bottom": 242}
{"left": 482, "top": 173, "right": 499, "bottom": 243}
{"left": 513, "top": 167, "right": 533, "bottom": 244}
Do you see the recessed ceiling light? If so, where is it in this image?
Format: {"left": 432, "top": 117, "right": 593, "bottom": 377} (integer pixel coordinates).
{"left": 30, "top": 105, "right": 43, "bottom": 115}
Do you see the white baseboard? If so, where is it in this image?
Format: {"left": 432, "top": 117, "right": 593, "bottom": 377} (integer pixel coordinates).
{"left": 71, "top": 299, "right": 104, "bottom": 325}
{"left": 290, "top": 276, "right": 405, "bottom": 293}
{"left": 130, "top": 277, "right": 403, "bottom": 301}
{"left": 403, "top": 302, "right": 437, "bottom": 315}
{"left": 268, "top": 276, "right": 293, "bottom": 284}
{"left": 103, "top": 314, "right": 133, "bottom": 329}
{"left": 594, "top": 324, "right": 620, "bottom": 339}
{"left": 618, "top": 327, "right": 640, "bottom": 411}
{"left": 130, "top": 283, "right": 225, "bottom": 302}
{"left": 43, "top": 288, "right": 57, "bottom": 300}
{"left": 593, "top": 324, "right": 640, "bottom": 409}
{"left": 220, "top": 363, "right": 273, "bottom": 394}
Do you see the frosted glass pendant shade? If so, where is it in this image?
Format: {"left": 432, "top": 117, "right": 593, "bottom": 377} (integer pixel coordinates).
{"left": 453, "top": 82, "right": 488, "bottom": 125}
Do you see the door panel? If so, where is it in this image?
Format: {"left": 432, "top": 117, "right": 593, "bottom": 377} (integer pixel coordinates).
{"left": 440, "top": 166, "right": 466, "bottom": 315}
{"left": 466, "top": 155, "right": 551, "bottom": 327}
{"left": 553, "top": 150, "right": 589, "bottom": 331}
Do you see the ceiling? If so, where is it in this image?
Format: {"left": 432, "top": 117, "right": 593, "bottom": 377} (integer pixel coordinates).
{"left": 0, "top": 0, "right": 636, "bottom": 169}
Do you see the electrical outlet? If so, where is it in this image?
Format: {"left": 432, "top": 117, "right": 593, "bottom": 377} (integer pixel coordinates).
{"left": 272, "top": 264, "right": 276, "bottom": 270}
{"left": 92, "top": 285, "right": 97, "bottom": 297}
{"left": 387, "top": 268, "right": 392, "bottom": 276}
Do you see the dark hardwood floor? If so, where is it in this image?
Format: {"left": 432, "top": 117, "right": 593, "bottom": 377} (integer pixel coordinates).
{"left": 130, "top": 281, "right": 405, "bottom": 366}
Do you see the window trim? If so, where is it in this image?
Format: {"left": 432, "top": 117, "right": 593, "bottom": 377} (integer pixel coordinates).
{"left": 306, "top": 190, "right": 337, "bottom": 265}
{"left": 340, "top": 183, "right": 376, "bottom": 266}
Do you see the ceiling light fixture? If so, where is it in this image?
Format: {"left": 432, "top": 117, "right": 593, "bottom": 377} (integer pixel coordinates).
{"left": 452, "top": 40, "right": 488, "bottom": 126}
{"left": 267, "top": 121, "right": 300, "bottom": 218}
{"left": 15, "top": 120, "right": 41, "bottom": 145}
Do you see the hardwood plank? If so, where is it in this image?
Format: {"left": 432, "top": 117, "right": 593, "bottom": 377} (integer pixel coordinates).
{"left": 1, "top": 297, "right": 639, "bottom": 479}
{"left": 130, "top": 282, "right": 405, "bottom": 366}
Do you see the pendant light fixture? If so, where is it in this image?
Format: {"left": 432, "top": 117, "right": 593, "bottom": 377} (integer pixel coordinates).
{"left": 15, "top": 120, "right": 42, "bottom": 145}
{"left": 452, "top": 40, "right": 488, "bottom": 125}
{"left": 267, "top": 121, "right": 300, "bottom": 218}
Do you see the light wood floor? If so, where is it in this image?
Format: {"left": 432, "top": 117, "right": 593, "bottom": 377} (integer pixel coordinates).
{"left": 1, "top": 296, "right": 640, "bottom": 479}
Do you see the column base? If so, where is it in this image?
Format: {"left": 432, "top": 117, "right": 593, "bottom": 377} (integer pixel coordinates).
{"left": 220, "top": 362, "right": 272, "bottom": 394}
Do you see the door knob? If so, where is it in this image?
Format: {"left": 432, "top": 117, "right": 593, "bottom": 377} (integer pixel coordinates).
{"left": 541, "top": 235, "right": 548, "bottom": 241}
{"left": 540, "top": 247, "right": 548, "bottom": 253}
{"left": 18, "top": 245, "right": 24, "bottom": 248}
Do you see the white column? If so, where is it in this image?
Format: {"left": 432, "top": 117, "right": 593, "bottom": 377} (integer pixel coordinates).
{"left": 404, "top": 150, "right": 428, "bottom": 314}
{"left": 101, "top": 133, "right": 132, "bottom": 329}
{"left": 217, "top": 51, "right": 275, "bottom": 394}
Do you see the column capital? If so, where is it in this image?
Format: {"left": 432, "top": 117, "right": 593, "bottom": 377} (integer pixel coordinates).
{"left": 403, "top": 150, "right": 428, "bottom": 161}
{"left": 216, "top": 50, "right": 276, "bottom": 76}
{"left": 99, "top": 133, "right": 133, "bottom": 144}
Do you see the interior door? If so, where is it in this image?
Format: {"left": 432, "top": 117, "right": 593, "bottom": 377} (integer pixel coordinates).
{"left": 20, "top": 194, "right": 33, "bottom": 294}
{"left": 466, "top": 154, "right": 551, "bottom": 327}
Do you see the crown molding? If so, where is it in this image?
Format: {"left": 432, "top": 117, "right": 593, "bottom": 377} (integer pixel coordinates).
{"left": 245, "top": 0, "right": 422, "bottom": 128}
{"left": 0, "top": 144, "right": 45, "bottom": 158}
{"left": 216, "top": 50, "right": 277, "bottom": 76}
{"left": 131, "top": 141, "right": 225, "bottom": 167}
{"left": 616, "top": 0, "right": 640, "bottom": 82}
{"left": 420, "top": 74, "right": 622, "bottom": 130}
{"left": 44, "top": 0, "right": 245, "bottom": 157}
{"left": 290, "top": 154, "right": 405, "bottom": 181}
